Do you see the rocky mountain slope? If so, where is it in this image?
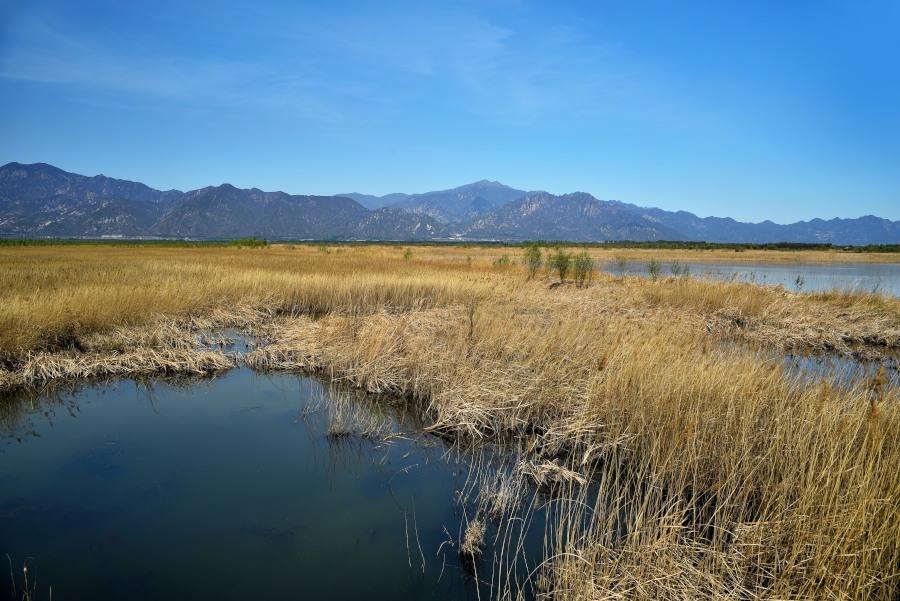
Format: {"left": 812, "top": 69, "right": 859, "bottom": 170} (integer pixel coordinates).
{"left": 343, "top": 180, "right": 525, "bottom": 223}
{"left": 2, "top": 162, "right": 898, "bottom": 243}
{"left": 0, "top": 163, "right": 442, "bottom": 240}
{"left": 462, "top": 192, "right": 684, "bottom": 241}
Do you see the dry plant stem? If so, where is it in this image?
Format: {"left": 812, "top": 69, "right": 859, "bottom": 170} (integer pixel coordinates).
{"left": 461, "top": 519, "right": 486, "bottom": 558}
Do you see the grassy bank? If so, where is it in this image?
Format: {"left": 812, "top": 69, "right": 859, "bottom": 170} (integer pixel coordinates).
{"left": 2, "top": 244, "right": 897, "bottom": 364}
{"left": 1, "top": 243, "right": 898, "bottom": 600}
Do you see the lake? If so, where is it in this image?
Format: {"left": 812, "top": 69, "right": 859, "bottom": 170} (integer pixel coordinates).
{"left": 609, "top": 260, "right": 900, "bottom": 295}
{"left": 0, "top": 368, "right": 544, "bottom": 600}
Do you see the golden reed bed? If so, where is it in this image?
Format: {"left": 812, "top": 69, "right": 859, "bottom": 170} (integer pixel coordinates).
{"left": 1, "top": 243, "right": 898, "bottom": 600}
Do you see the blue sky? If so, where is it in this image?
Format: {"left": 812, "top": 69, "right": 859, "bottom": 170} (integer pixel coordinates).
{"left": 1, "top": 0, "right": 898, "bottom": 222}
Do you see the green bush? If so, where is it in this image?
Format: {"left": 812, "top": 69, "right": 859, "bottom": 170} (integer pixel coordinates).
{"left": 648, "top": 258, "right": 661, "bottom": 280}
{"left": 522, "top": 244, "right": 543, "bottom": 279}
{"left": 573, "top": 251, "right": 595, "bottom": 287}
{"left": 549, "top": 250, "right": 572, "bottom": 282}
{"left": 229, "top": 237, "right": 268, "bottom": 248}
{"left": 493, "top": 254, "right": 511, "bottom": 268}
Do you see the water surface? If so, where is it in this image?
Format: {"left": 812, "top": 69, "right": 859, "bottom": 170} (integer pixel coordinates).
{"left": 0, "top": 369, "right": 541, "bottom": 600}
{"left": 610, "top": 260, "right": 900, "bottom": 295}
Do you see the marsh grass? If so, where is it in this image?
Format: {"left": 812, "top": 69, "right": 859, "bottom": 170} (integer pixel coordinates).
{"left": 247, "top": 296, "right": 899, "bottom": 600}
{"left": 325, "top": 387, "right": 395, "bottom": 440}
{"left": 0, "top": 245, "right": 490, "bottom": 362}
{"left": 1, "top": 243, "right": 899, "bottom": 600}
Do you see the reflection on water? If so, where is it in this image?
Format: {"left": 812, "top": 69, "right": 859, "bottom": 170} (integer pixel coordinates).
{"left": 0, "top": 369, "right": 543, "bottom": 601}
{"left": 784, "top": 353, "right": 900, "bottom": 388}
{"left": 3, "top": 341, "right": 896, "bottom": 600}
{"left": 610, "top": 260, "right": 900, "bottom": 295}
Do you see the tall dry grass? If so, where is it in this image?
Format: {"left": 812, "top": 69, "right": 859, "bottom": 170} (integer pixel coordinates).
{"left": 248, "top": 295, "right": 898, "bottom": 600}
{"left": 0, "top": 244, "right": 491, "bottom": 360}
{"left": 1, "top": 243, "right": 898, "bottom": 599}
{"left": 2, "top": 244, "right": 897, "bottom": 365}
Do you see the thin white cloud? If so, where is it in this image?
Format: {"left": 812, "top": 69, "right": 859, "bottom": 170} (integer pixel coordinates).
{"left": 275, "top": 3, "right": 687, "bottom": 126}
{"left": 0, "top": 3, "right": 696, "bottom": 129}
{"left": 0, "top": 14, "right": 354, "bottom": 123}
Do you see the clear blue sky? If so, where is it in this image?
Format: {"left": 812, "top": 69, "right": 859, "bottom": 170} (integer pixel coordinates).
{"left": 1, "top": 0, "right": 898, "bottom": 223}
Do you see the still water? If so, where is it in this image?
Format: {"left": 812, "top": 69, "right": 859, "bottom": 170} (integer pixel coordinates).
{"left": 0, "top": 369, "right": 542, "bottom": 600}
{"left": 611, "top": 260, "right": 900, "bottom": 295}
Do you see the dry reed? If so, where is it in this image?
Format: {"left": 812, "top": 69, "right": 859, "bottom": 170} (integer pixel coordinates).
{"left": 461, "top": 519, "right": 486, "bottom": 558}
{"left": 1, "top": 243, "right": 898, "bottom": 600}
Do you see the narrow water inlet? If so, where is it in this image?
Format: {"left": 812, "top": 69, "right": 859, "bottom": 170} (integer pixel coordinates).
{"left": 783, "top": 351, "right": 900, "bottom": 388}
{"left": 0, "top": 367, "right": 547, "bottom": 600}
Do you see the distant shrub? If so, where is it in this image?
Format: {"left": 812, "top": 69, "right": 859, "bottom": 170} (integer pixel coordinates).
{"left": 493, "top": 254, "right": 511, "bottom": 268}
{"left": 229, "top": 237, "right": 267, "bottom": 248}
{"left": 522, "top": 244, "right": 543, "bottom": 279}
{"left": 549, "top": 250, "right": 572, "bottom": 282}
{"left": 573, "top": 251, "right": 595, "bottom": 287}
{"left": 648, "top": 258, "right": 661, "bottom": 280}
{"left": 667, "top": 260, "right": 691, "bottom": 278}
{"left": 317, "top": 244, "right": 331, "bottom": 253}
{"left": 403, "top": 248, "right": 413, "bottom": 260}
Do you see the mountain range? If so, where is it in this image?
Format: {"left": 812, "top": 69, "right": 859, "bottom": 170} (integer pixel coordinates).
{"left": 1, "top": 162, "right": 898, "bottom": 244}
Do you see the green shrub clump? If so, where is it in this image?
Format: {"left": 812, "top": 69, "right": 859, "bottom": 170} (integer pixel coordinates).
{"left": 550, "top": 250, "right": 572, "bottom": 282}
{"left": 573, "top": 251, "right": 595, "bottom": 287}
{"left": 522, "top": 244, "right": 543, "bottom": 278}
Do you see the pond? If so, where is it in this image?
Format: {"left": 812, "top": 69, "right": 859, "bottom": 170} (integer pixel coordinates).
{"left": 0, "top": 368, "right": 544, "bottom": 600}
{"left": 609, "top": 260, "right": 900, "bottom": 295}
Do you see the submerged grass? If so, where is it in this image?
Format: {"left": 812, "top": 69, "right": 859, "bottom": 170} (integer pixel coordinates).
{"left": 1, "top": 243, "right": 898, "bottom": 600}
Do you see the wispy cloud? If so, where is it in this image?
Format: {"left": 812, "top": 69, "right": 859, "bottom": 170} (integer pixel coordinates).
{"left": 276, "top": 3, "right": 684, "bottom": 126}
{"left": 0, "top": 14, "right": 359, "bottom": 123}
{"left": 0, "top": 2, "right": 688, "bottom": 129}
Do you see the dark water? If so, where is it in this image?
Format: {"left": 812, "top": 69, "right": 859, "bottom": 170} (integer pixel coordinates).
{"left": 0, "top": 369, "right": 542, "bottom": 600}
{"left": 610, "top": 260, "right": 900, "bottom": 295}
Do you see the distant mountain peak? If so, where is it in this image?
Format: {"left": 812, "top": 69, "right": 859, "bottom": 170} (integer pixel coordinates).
{"left": 466, "top": 179, "right": 508, "bottom": 187}
{"left": 1, "top": 162, "right": 897, "bottom": 244}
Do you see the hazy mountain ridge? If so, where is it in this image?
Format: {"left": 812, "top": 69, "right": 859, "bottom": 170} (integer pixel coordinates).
{"left": 353, "top": 207, "right": 449, "bottom": 240}
{"left": 463, "top": 192, "right": 685, "bottom": 241}
{"left": 148, "top": 184, "right": 371, "bottom": 239}
{"left": 0, "top": 162, "right": 181, "bottom": 237}
{"left": 1, "top": 162, "right": 898, "bottom": 243}
{"left": 611, "top": 200, "right": 900, "bottom": 245}
{"left": 343, "top": 180, "right": 526, "bottom": 223}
